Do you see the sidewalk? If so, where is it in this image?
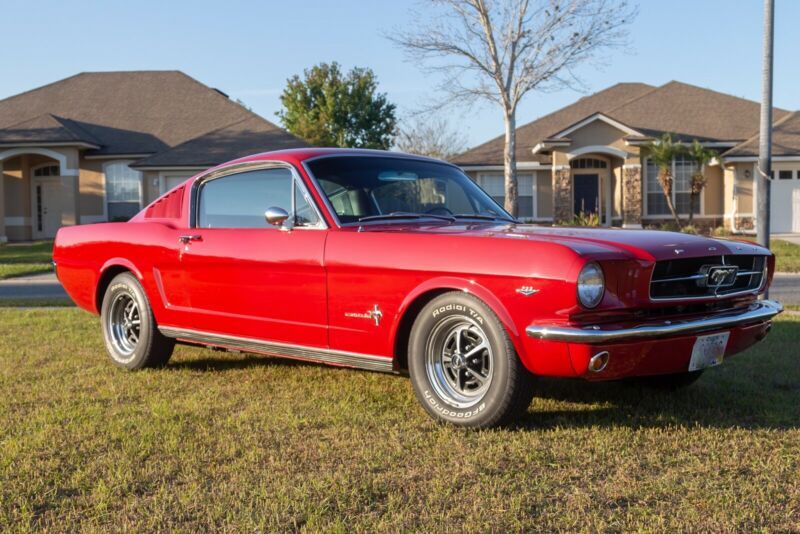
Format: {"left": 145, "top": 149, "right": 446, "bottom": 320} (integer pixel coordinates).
{"left": 0, "top": 272, "right": 68, "bottom": 300}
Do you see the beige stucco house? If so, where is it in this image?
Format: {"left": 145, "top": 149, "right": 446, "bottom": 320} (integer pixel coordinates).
{"left": 454, "top": 81, "right": 800, "bottom": 233}
{"left": 0, "top": 71, "right": 307, "bottom": 242}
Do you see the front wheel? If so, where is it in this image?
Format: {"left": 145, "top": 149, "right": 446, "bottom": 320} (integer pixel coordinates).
{"left": 100, "top": 272, "right": 174, "bottom": 370}
{"left": 408, "top": 292, "right": 534, "bottom": 428}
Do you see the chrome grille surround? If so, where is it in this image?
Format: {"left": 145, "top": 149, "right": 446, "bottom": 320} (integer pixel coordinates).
{"left": 649, "top": 255, "right": 767, "bottom": 301}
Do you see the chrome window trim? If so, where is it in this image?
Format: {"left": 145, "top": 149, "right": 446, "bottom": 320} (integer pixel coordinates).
{"left": 190, "top": 160, "right": 328, "bottom": 230}
{"left": 158, "top": 325, "right": 395, "bottom": 373}
{"left": 300, "top": 153, "right": 513, "bottom": 228}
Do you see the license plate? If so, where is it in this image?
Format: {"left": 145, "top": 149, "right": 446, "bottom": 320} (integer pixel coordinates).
{"left": 688, "top": 332, "right": 730, "bottom": 372}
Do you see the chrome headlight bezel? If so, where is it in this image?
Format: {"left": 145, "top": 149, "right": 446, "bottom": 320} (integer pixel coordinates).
{"left": 577, "top": 262, "right": 605, "bottom": 309}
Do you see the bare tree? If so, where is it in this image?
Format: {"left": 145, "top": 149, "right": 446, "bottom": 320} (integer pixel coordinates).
{"left": 391, "top": 0, "right": 635, "bottom": 216}
{"left": 396, "top": 116, "right": 468, "bottom": 160}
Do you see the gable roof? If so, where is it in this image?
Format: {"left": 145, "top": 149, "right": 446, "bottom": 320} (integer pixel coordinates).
{"left": 132, "top": 116, "right": 309, "bottom": 169}
{"left": 454, "top": 80, "right": 793, "bottom": 166}
{"left": 452, "top": 82, "right": 655, "bottom": 166}
{"left": 0, "top": 71, "right": 304, "bottom": 158}
{"left": 724, "top": 111, "right": 800, "bottom": 158}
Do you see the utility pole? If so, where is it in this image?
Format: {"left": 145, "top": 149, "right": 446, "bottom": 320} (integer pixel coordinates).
{"left": 756, "top": 0, "right": 774, "bottom": 249}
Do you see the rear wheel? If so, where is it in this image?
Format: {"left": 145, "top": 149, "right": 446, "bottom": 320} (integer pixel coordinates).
{"left": 101, "top": 272, "right": 174, "bottom": 370}
{"left": 408, "top": 292, "right": 534, "bottom": 428}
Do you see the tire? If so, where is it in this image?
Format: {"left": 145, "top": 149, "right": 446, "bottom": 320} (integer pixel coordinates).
{"left": 634, "top": 370, "right": 705, "bottom": 390}
{"left": 408, "top": 292, "right": 535, "bottom": 428}
{"left": 100, "top": 272, "right": 174, "bottom": 370}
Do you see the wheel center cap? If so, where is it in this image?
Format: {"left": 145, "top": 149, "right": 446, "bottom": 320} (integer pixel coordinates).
{"left": 451, "top": 353, "right": 465, "bottom": 369}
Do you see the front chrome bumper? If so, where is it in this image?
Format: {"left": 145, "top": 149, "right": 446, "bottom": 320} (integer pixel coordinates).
{"left": 526, "top": 300, "right": 783, "bottom": 344}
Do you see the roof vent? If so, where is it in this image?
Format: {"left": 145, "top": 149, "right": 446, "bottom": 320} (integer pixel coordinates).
{"left": 213, "top": 88, "right": 229, "bottom": 98}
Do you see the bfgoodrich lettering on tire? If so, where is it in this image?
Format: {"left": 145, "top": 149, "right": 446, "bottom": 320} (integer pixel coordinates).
{"left": 408, "top": 292, "right": 534, "bottom": 428}
{"left": 100, "top": 272, "right": 174, "bottom": 370}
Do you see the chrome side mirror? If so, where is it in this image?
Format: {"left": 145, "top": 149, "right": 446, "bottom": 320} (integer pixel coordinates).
{"left": 265, "top": 206, "right": 291, "bottom": 228}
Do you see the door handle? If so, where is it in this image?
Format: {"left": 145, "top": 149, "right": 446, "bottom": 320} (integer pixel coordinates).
{"left": 178, "top": 234, "right": 202, "bottom": 244}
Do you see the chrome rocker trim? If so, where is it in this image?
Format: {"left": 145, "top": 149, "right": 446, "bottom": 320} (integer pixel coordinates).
{"left": 158, "top": 326, "right": 395, "bottom": 373}
{"left": 526, "top": 300, "right": 783, "bottom": 344}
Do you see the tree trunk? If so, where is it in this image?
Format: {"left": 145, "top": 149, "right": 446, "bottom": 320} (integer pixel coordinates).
{"left": 688, "top": 193, "right": 696, "bottom": 225}
{"left": 503, "top": 110, "right": 518, "bottom": 218}
{"left": 659, "top": 170, "right": 682, "bottom": 228}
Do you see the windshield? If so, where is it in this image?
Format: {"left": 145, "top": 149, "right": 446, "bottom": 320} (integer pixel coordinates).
{"left": 305, "top": 156, "right": 514, "bottom": 225}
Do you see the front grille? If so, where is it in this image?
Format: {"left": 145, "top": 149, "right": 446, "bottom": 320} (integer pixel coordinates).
{"left": 650, "top": 255, "right": 766, "bottom": 300}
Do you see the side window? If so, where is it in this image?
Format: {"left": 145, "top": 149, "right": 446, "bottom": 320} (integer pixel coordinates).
{"left": 198, "top": 168, "right": 320, "bottom": 229}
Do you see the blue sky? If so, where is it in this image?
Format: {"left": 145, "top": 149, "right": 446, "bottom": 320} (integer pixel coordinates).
{"left": 2, "top": 0, "right": 798, "bottom": 148}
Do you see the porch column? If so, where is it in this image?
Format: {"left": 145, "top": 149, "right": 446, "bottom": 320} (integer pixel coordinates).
{"left": 59, "top": 148, "right": 80, "bottom": 227}
{"left": 0, "top": 161, "right": 6, "bottom": 243}
{"left": 553, "top": 165, "right": 572, "bottom": 224}
{"left": 604, "top": 172, "right": 613, "bottom": 227}
{"left": 622, "top": 164, "right": 642, "bottom": 228}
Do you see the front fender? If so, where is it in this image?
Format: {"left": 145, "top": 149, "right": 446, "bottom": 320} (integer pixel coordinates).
{"left": 391, "top": 276, "right": 526, "bottom": 362}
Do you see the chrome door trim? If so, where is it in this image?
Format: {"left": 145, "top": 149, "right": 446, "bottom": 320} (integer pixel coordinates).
{"left": 158, "top": 326, "right": 395, "bottom": 373}
{"left": 189, "top": 160, "right": 328, "bottom": 230}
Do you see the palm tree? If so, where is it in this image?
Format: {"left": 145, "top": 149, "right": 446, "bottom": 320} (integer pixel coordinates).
{"left": 686, "top": 140, "right": 717, "bottom": 226}
{"left": 645, "top": 133, "right": 685, "bottom": 228}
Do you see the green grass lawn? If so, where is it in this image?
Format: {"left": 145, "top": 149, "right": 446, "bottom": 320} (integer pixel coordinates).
{"left": 725, "top": 237, "right": 800, "bottom": 273}
{"left": 1, "top": 309, "right": 798, "bottom": 530}
{"left": 0, "top": 240, "right": 53, "bottom": 280}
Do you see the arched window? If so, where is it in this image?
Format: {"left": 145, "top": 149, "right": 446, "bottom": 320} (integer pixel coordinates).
{"left": 105, "top": 161, "right": 142, "bottom": 221}
{"left": 32, "top": 164, "right": 60, "bottom": 177}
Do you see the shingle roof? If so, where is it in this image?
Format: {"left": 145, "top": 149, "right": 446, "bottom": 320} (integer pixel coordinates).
{"left": 454, "top": 80, "right": 793, "bottom": 165}
{"left": 724, "top": 111, "right": 800, "bottom": 158}
{"left": 0, "top": 113, "right": 101, "bottom": 146}
{"left": 0, "top": 71, "right": 300, "bottom": 159}
{"left": 452, "top": 83, "right": 655, "bottom": 166}
{"left": 132, "top": 116, "right": 309, "bottom": 168}
{"left": 608, "top": 81, "right": 790, "bottom": 142}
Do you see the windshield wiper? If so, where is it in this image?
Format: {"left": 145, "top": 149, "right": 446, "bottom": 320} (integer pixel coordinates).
{"left": 453, "top": 213, "right": 518, "bottom": 223}
{"left": 358, "top": 212, "right": 456, "bottom": 223}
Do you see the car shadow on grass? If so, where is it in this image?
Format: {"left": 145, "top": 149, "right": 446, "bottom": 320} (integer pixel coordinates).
{"left": 517, "top": 319, "right": 800, "bottom": 431}
{"left": 165, "top": 320, "right": 800, "bottom": 431}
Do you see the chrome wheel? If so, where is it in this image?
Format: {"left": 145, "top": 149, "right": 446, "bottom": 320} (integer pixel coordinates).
{"left": 425, "top": 316, "right": 493, "bottom": 408}
{"left": 107, "top": 292, "right": 141, "bottom": 362}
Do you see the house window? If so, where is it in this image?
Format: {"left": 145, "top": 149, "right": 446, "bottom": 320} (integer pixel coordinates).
{"left": 645, "top": 156, "right": 700, "bottom": 216}
{"left": 477, "top": 173, "right": 534, "bottom": 220}
{"left": 105, "top": 161, "right": 142, "bottom": 221}
{"left": 571, "top": 158, "right": 607, "bottom": 169}
{"left": 33, "top": 164, "right": 60, "bottom": 177}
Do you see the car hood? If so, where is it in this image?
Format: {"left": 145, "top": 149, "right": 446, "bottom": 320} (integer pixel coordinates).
{"left": 356, "top": 222, "right": 769, "bottom": 261}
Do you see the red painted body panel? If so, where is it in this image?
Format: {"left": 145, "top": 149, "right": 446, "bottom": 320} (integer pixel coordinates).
{"left": 53, "top": 148, "right": 776, "bottom": 379}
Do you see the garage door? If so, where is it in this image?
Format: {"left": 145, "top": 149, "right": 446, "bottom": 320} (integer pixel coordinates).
{"left": 770, "top": 170, "right": 800, "bottom": 233}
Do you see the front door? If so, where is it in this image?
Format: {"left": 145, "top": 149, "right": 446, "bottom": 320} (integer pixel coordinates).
{"left": 176, "top": 164, "right": 329, "bottom": 347}
{"left": 32, "top": 177, "right": 61, "bottom": 239}
{"left": 573, "top": 174, "right": 599, "bottom": 216}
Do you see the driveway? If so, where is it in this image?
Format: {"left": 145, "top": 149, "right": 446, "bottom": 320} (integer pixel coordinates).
{"left": 0, "top": 272, "right": 68, "bottom": 300}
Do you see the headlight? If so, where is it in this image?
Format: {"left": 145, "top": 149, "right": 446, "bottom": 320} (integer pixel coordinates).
{"left": 577, "top": 262, "right": 605, "bottom": 308}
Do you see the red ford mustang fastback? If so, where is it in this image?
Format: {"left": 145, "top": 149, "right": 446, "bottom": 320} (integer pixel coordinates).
{"left": 53, "top": 148, "right": 782, "bottom": 428}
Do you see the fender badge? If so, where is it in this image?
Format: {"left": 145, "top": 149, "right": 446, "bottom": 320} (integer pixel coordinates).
{"left": 345, "top": 304, "right": 383, "bottom": 326}
{"left": 516, "top": 286, "right": 539, "bottom": 296}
